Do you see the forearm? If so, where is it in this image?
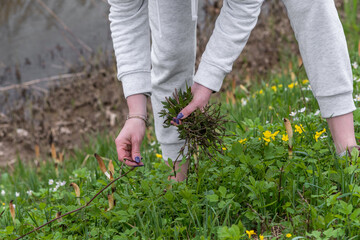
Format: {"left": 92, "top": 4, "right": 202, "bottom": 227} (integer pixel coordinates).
{"left": 194, "top": 0, "right": 264, "bottom": 92}
{"left": 108, "top": 0, "right": 151, "bottom": 98}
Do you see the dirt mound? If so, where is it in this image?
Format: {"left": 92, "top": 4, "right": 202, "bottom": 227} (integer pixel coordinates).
{"left": 0, "top": 70, "right": 127, "bottom": 166}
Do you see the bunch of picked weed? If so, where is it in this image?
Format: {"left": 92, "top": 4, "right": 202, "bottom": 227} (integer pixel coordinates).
{"left": 159, "top": 86, "right": 228, "bottom": 169}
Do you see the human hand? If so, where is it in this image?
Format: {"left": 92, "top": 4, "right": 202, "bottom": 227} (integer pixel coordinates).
{"left": 115, "top": 117, "right": 146, "bottom": 167}
{"left": 171, "top": 82, "right": 213, "bottom": 125}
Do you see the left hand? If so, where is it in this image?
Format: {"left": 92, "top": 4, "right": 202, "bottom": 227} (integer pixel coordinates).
{"left": 171, "top": 82, "right": 213, "bottom": 125}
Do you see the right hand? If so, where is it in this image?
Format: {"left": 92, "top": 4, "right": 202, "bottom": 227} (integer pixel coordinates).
{"left": 171, "top": 82, "right": 213, "bottom": 125}
{"left": 115, "top": 118, "right": 146, "bottom": 167}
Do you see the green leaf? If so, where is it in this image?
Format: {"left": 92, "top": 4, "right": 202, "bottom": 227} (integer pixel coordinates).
{"left": 39, "top": 202, "right": 46, "bottom": 210}
{"left": 218, "top": 225, "right": 240, "bottom": 240}
{"left": 206, "top": 194, "right": 219, "bottom": 202}
{"left": 339, "top": 200, "right": 353, "bottom": 215}
{"left": 5, "top": 226, "right": 14, "bottom": 234}
{"left": 350, "top": 208, "right": 360, "bottom": 220}
{"left": 218, "top": 186, "right": 227, "bottom": 198}
{"left": 237, "top": 220, "right": 245, "bottom": 233}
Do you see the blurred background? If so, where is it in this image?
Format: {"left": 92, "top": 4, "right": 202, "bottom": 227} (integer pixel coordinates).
{"left": 0, "top": 0, "right": 359, "bottom": 164}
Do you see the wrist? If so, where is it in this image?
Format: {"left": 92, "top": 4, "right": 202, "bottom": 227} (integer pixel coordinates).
{"left": 126, "top": 114, "right": 148, "bottom": 126}
{"left": 127, "top": 94, "right": 147, "bottom": 115}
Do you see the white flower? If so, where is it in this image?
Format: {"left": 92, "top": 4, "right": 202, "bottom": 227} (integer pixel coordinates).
{"left": 314, "top": 110, "right": 320, "bottom": 116}
{"left": 1, "top": 190, "right": 5, "bottom": 196}
{"left": 48, "top": 179, "right": 54, "bottom": 185}
{"left": 305, "top": 97, "right": 310, "bottom": 102}
{"left": 75, "top": 174, "right": 78, "bottom": 177}
{"left": 51, "top": 187, "right": 58, "bottom": 192}
{"left": 354, "top": 77, "right": 360, "bottom": 82}
{"left": 26, "top": 190, "right": 33, "bottom": 196}
{"left": 293, "top": 117, "right": 299, "bottom": 121}
{"left": 13, "top": 204, "right": 15, "bottom": 209}
{"left": 354, "top": 94, "right": 360, "bottom": 102}
{"left": 265, "top": 120, "right": 269, "bottom": 124}
{"left": 15, "top": 192, "right": 20, "bottom": 197}
{"left": 241, "top": 98, "right": 247, "bottom": 106}
{"left": 289, "top": 111, "right": 297, "bottom": 117}
{"left": 298, "top": 107, "right": 306, "bottom": 113}
{"left": 60, "top": 181, "right": 66, "bottom": 186}
{"left": 352, "top": 62, "right": 358, "bottom": 69}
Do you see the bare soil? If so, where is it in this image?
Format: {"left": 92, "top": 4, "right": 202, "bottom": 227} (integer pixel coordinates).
{"left": 0, "top": 69, "right": 127, "bottom": 166}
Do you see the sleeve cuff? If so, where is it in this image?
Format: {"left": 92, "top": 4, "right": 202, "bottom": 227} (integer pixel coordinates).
{"left": 317, "top": 92, "right": 356, "bottom": 118}
{"left": 120, "top": 71, "right": 152, "bottom": 98}
{"left": 193, "top": 60, "right": 227, "bottom": 92}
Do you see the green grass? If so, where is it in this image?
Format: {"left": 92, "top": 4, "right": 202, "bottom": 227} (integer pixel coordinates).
{"left": 1, "top": 53, "right": 360, "bottom": 239}
{"left": 342, "top": 0, "right": 360, "bottom": 53}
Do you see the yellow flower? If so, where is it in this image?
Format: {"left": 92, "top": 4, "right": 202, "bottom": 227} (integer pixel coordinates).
{"left": 155, "top": 154, "right": 162, "bottom": 158}
{"left": 238, "top": 138, "right": 247, "bottom": 144}
{"left": 302, "top": 79, "right": 309, "bottom": 84}
{"left": 286, "top": 233, "right": 292, "bottom": 238}
{"left": 272, "top": 131, "right": 280, "bottom": 140}
{"left": 259, "top": 234, "right": 264, "bottom": 240}
{"left": 271, "top": 86, "right": 277, "bottom": 92}
{"left": 222, "top": 147, "right": 227, "bottom": 150}
{"left": 246, "top": 230, "right": 256, "bottom": 238}
{"left": 259, "top": 90, "right": 264, "bottom": 95}
{"left": 263, "top": 130, "right": 279, "bottom": 142}
{"left": 314, "top": 128, "right": 326, "bottom": 142}
{"left": 294, "top": 124, "right": 304, "bottom": 134}
{"left": 278, "top": 84, "right": 283, "bottom": 88}
{"left": 288, "top": 83, "right": 294, "bottom": 89}
{"left": 2, "top": 202, "right": 4, "bottom": 206}
{"left": 268, "top": 106, "right": 273, "bottom": 110}
{"left": 263, "top": 130, "right": 272, "bottom": 139}
{"left": 282, "top": 134, "right": 289, "bottom": 142}
{"left": 34, "top": 208, "right": 37, "bottom": 210}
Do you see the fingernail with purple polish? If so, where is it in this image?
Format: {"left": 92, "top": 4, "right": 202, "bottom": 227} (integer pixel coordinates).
{"left": 135, "top": 156, "right": 140, "bottom": 163}
{"left": 177, "top": 113, "right": 184, "bottom": 119}
{"left": 175, "top": 118, "right": 180, "bottom": 124}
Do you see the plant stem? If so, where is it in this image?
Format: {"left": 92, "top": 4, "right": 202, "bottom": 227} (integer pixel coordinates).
{"left": 15, "top": 167, "right": 135, "bottom": 240}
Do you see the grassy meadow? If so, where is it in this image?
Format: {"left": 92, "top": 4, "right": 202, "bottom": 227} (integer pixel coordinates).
{"left": 1, "top": 0, "right": 360, "bottom": 238}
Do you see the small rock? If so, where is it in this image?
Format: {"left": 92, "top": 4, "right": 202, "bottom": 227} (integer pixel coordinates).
{"left": 60, "top": 127, "right": 71, "bottom": 135}
{"left": 106, "top": 108, "right": 117, "bottom": 127}
{"left": 16, "top": 128, "right": 29, "bottom": 138}
{"left": 0, "top": 113, "right": 9, "bottom": 124}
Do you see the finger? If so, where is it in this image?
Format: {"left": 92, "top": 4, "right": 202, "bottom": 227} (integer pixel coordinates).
{"left": 131, "top": 138, "right": 143, "bottom": 165}
{"left": 115, "top": 139, "right": 128, "bottom": 162}
{"left": 115, "top": 140, "right": 143, "bottom": 167}
{"left": 124, "top": 158, "right": 144, "bottom": 167}
{"left": 176, "top": 101, "right": 197, "bottom": 120}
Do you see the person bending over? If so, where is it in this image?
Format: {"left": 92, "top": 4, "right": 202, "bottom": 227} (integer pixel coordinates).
{"left": 108, "top": 0, "right": 357, "bottom": 181}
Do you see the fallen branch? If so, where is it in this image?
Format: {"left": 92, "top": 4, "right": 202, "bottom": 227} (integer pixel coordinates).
{"left": 0, "top": 72, "right": 86, "bottom": 92}
{"left": 15, "top": 167, "right": 135, "bottom": 240}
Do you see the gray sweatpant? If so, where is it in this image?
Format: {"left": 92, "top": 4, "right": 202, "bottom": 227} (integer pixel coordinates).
{"left": 108, "top": 0, "right": 355, "bottom": 162}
